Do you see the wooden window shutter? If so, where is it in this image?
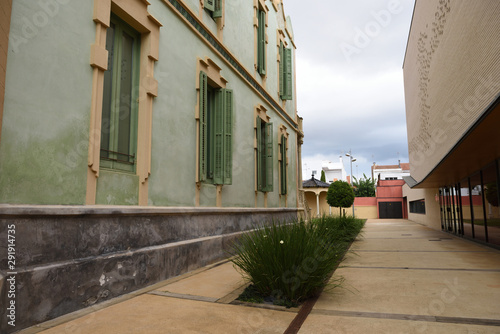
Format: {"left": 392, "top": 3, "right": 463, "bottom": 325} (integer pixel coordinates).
{"left": 256, "top": 117, "right": 263, "bottom": 191}
{"left": 213, "top": 0, "right": 222, "bottom": 18}
{"left": 281, "top": 135, "right": 287, "bottom": 195}
{"left": 205, "top": 0, "right": 215, "bottom": 11}
{"left": 199, "top": 71, "right": 208, "bottom": 182}
{"left": 222, "top": 89, "right": 233, "bottom": 185}
{"left": 279, "top": 42, "right": 284, "bottom": 98}
{"left": 258, "top": 11, "right": 266, "bottom": 75}
{"left": 283, "top": 47, "right": 293, "bottom": 100}
{"left": 264, "top": 122, "right": 274, "bottom": 192}
{"left": 213, "top": 89, "right": 224, "bottom": 185}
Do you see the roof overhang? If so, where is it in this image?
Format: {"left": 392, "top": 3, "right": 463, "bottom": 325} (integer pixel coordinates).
{"left": 411, "top": 95, "right": 500, "bottom": 188}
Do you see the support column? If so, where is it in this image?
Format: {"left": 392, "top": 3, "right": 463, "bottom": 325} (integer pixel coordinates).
{"left": 316, "top": 193, "right": 320, "bottom": 217}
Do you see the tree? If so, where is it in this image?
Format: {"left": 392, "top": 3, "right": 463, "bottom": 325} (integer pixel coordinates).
{"left": 326, "top": 180, "right": 355, "bottom": 216}
{"left": 352, "top": 173, "right": 376, "bottom": 197}
{"left": 486, "top": 182, "right": 499, "bottom": 207}
{"left": 320, "top": 170, "right": 326, "bottom": 182}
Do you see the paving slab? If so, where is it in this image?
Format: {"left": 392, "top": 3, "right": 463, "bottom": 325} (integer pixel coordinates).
{"left": 38, "top": 294, "right": 296, "bottom": 334}
{"left": 342, "top": 249, "right": 500, "bottom": 269}
{"left": 299, "top": 314, "right": 500, "bottom": 334}
{"left": 359, "top": 229, "right": 445, "bottom": 239}
{"left": 157, "top": 261, "right": 245, "bottom": 299}
{"left": 316, "top": 268, "right": 500, "bottom": 319}
{"left": 351, "top": 237, "right": 492, "bottom": 252}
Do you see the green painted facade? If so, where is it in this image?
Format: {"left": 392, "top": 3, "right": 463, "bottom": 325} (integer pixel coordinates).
{"left": 0, "top": 0, "right": 94, "bottom": 204}
{"left": 0, "top": 0, "right": 302, "bottom": 209}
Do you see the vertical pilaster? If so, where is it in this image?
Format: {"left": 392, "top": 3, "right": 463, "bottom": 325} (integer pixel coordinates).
{"left": 0, "top": 0, "right": 13, "bottom": 148}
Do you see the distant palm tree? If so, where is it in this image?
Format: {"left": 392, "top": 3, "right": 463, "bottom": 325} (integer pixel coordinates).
{"left": 352, "top": 173, "right": 376, "bottom": 197}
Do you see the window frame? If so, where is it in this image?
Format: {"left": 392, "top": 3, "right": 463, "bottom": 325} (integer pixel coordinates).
{"left": 256, "top": 116, "right": 273, "bottom": 193}
{"left": 88, "top": 0, "right": 161, "bottom": 206}
{"left": 255, "top": 0, "right": 268, "bottom": 77}
{"left": 409, "top": 199, "right": 426, "bottom": 214}
{"left": 279, "top": 131, "right": 288, "bottom": 195}
{"left": 279, "top": 40, "right": 293, "bottom": 100}
{"left": 99, "top": 15, "right": 141, "bottom": 173}
{"left": 198, "top": 67, "right": 233, "bottom": 185}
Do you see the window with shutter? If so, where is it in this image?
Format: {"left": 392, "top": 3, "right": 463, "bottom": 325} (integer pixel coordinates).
{"left": 279, "top": 41, "right": 284, "bottom": 97}
{"left": 256, "top": 117, "right": 263, "bottom": 191}
{"left": 205, "top": 0, "right": 222, "bottom": 19}
{"left": 198, "top": 71, "right": 233, "bottom": 185}
{"left": 199, "top": 71, "right": 208, "bottom": 182}
{"left": 223, "top": 89, "right": 233, "bottom": 185}
{"left": 256, "top": 117, "right": 274, "bottom": 192}
{"left": 283, "top": 47, "right": 293, "bottom": 100}
{"left": 100, "top": 16, "right": 140, "bottom": 172}
{"left": 264, "top": 122, "right": 274, "bottom": 192}
{"left": 205, "top": 0, "right": 214, "bottom": 11}
{"left": 213, "top": 89, "right": 224, "bottom": 185}
{"left": 257, "top": 10, "right": 266, "bottom": 76}
{"left": 279, "top": 42, "right": 293, "bottom": 100}
{"left": 280, "top": 134, "right": 287, "bottom": 195}
{"left": 213, "top": 0, "right": 222, "bottom": 18}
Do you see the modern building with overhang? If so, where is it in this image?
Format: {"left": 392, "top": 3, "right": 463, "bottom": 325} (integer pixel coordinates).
{"left": 402, "top": 0, "right": 500, "bottom": 248}
{"left": 0, "top": 0, "right": 304, "bottom": 331}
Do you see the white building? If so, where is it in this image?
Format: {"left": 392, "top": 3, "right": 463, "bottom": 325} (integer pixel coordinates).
{"left": 322, "top": 157, "right": 347, "bottom": 183}
{"left": 372, "top": 162, "right": 410, "bottom": 182}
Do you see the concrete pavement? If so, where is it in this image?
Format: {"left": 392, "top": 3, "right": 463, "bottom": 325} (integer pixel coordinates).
{"left": 300, "top": 219, "right": 500, "bottom": 333}
{"left": 18, "top": 219, "right": 500, "bottom": 333}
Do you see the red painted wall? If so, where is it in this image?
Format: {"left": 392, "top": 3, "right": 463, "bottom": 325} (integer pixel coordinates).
{"left": 354, "top": 197, "right": 377, "bottom": 206}
{"left": 376, "top": 180, "right": 405, "bottom": 198}
{"left": 445, "top": 195, "right": 483, "bottom": 206}
{"left": 376, "top": 179, "right": 406, "bottom": 219}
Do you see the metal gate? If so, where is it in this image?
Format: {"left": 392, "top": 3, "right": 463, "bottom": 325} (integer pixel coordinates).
{"left": 379, "top": 202, "right": 403, "bottom": 219}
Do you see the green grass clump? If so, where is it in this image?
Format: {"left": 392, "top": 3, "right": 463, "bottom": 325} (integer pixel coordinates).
{"left": 313, "top": 215, "right": 365, "bottom": 244}
{"left": 230, "top": 216, "right": 364, "bottom": 306}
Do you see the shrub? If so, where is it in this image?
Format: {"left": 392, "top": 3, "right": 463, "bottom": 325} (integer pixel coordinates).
{"left": 230, "top": 216, "right": 364, "bottom": 306}
{"left": 313, "top": 215, "right": 365, "bottom": 244}
{"left": 327, "top": 180, "right": 355, "bottom": 216}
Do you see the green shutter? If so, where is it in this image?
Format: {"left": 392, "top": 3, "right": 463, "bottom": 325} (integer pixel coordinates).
{"left": 281, "top": 135, "right": 287, "bottom": 195}
{"left": 205, "top": 0, "right": 214, "bottom": 11}
{"left": 100, "top": 22, "right": 115, "bottom": 163}
{"left": 256, "top": 117, "right": 263, "bottom": 191}
{"left": 213, "top": 89, "right": 224, "bottom": 184}
{"left": 223, "top": 89, "right": 233, "bottom": 185}
{"left": 264, "top": 122, "right": 273, "bottom": 192}
{"left": 279, "top": 42, "right": 284, "bottom": 98}
{"left": 199, "top": 71, "right": 208, "bottom": 182}
{"left": 258, "top": 11, "right": 266, "bottom": 75}
{"left": 283, "top": 47, "right": 293, "bottom": 100}
{"left": 213, "top": 0, "right": 222, "bottom": 18}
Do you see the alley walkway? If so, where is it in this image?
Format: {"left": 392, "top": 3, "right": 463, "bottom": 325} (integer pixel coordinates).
{"left": 20, "top": 219, "right": 500, "bottom": 334}
{"left": 299, "top": 219, "right": 500, "bottom": 333}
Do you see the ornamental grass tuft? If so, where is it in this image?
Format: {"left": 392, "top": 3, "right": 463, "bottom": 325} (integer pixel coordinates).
{"left": 230, "top": 216, "right": 364, "bottom": 306}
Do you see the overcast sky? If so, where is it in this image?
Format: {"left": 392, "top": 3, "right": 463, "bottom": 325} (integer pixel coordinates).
{"left": 283, "top": 0, "right": 415, "bottom": 180}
